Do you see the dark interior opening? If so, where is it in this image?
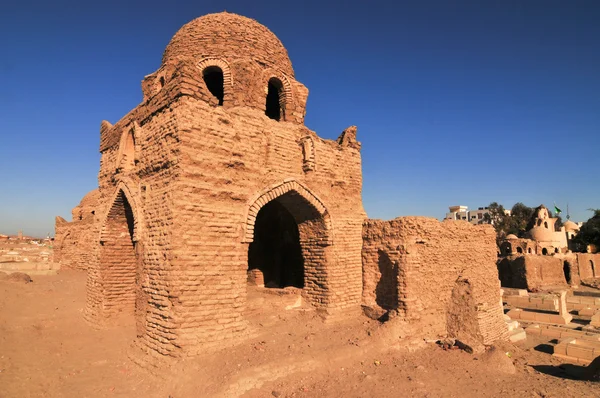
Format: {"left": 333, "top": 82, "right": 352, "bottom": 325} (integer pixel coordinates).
{"left": 123, "top": 194, "right": 135, "bottom": 241}
{"left": 265, "top": 78, "right": 283, "bottom": 121}
{"left": 563, "top": 261, "right": 571, "bottom": 284}
{"left": 202, "top": 66, "right": 224, "bottom": 105}
{"left": 516, "top": 247, "right": 523, "bottom": 254}
{"left": 542, "top": 248, "right": 548, "bottom": 255}
{"left": 248, "top": 200, "right": 304, "bottom": 288}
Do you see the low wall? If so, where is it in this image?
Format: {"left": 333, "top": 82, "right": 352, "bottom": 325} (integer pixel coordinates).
{"left": 498, "top": 255, "right": 569, "bottom": 290}
{"left": 54, "top": 216, "right": 99, "bottom": 270}
{"left": 362, "top": 217, "right": 507, "bottom": 345}
{"left": 577, "top": 253, "right": 600, "bottom": 280}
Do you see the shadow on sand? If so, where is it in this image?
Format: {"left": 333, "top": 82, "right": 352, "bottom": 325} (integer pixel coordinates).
{"left": 532, "top": 358, "right": 600, "bottom": 382}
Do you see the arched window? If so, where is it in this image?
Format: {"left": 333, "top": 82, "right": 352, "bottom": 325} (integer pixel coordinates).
{"left": 554, "top": 248, "right": 559, "bottom": 253}
{"left": 528, "top": 248, "right": 532, "bottom": 254}
{"left": 265, "top": 77, "right": 284, "bottom": 121}
{"left": 542, "top": 248, "right": 548, "bottom": 255}
{"left": 202, "top": 66, "right": 224, "bottom": 105}
{"left": 118, "top": 129, "right": 135, "bottom": 171}
{"left": 517, "top": 247, "right": 523, "bottom": 254}
{"left": 544, "top": 221, "right": 548, "bottom": 229}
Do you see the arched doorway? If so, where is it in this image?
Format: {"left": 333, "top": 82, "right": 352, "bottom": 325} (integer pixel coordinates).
{"left": 248, "top": 200, "right": 304, "bottom": 288}
{"left": 96, "top": 190, "right": 145, "bottom": 332}
{"left": 542, "top": 248, "right": 548, "bottom": 255}
{"left": 244, "top": 181, "right": 332, "bottom": 308}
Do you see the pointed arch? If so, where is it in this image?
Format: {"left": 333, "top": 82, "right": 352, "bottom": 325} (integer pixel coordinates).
{"left": 92, "top": 182, "right": 144, "bottom": 321}
{"left": 116, "top": 122, "right": 140, "bottom": 172}
{"left": 243, "top": 180, "right": 332, "bottom": 244}
{"left": 100, "top": 181, "right": 142, "bottom": 242}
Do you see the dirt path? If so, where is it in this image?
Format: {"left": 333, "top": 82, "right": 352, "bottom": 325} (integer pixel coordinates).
{"left": 1, "top": 271, "right": 598, "bottom": 398}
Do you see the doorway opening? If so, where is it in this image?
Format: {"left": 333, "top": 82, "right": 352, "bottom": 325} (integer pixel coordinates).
{"left": 98, "top": 190, "right": 144, "bottom": 332}
{"left": 563, "top": 261, "right": 572, "bottom": 284}
{"left": 248, "top": 200, "right": 304, "bottom": 288}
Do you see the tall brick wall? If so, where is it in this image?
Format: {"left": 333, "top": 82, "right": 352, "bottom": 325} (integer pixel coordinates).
{"left": 167, "top": 99, "right": 365, "bottom": 355}
{"left": 90, "top": 104, "right": 181, "bottom": 357}
{"left": 362, "top": 217, "right": 507, "bottom": 345}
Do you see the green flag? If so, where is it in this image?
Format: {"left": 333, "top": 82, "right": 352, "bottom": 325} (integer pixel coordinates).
{"left": 554, "top": 204, "right": 562, "bottom": 215}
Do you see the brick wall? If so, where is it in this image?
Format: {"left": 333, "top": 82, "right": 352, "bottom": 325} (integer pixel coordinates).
{"left": 166, "top": 98, "right": 365, "bottom": 355}
{"left": 498, "top": 255, "right": 583, "bottom": 290}
{"left": 362, "top": 217, "right": 507, "bottom": 345}
{"left": 577, "top": 253, "right": 600, "bottom": 280}
{"left": 54, "top": 189, "right": 100, "bottom": 271}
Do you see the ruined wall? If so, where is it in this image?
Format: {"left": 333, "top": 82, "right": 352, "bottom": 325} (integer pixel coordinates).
{"left": 362, "top": 217, "right": 507, "bottom": 345}
{"left": 53, "top": 189, "right": 100, "bottom": 270}
{"left": 577, "top": 253, "right": 600, "bottom": 280}
{"left": 497, "top": 256, "right": 528, "bottom": 289}
{"left": 498, "top": 255, "right": 570, "bottom": 290}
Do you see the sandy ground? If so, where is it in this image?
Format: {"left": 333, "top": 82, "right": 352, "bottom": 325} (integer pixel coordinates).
{"left": 1, "top": 271, "right": 598, "bottom": 398}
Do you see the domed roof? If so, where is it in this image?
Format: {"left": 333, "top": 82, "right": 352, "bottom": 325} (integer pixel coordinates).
{"left": 528, "top": 226, "right": 558, "bottom": 242}
{"left": 506, "top": 234, "right": 519, "bottom": 240}
{"left": 563, "top": 220, "right": 580, "bottom": 232}
{"left": 162, "top": 12, "right": 294, "bottom": 77}
{"left": 79, "top": 189, "right": 100, "bottom": 209}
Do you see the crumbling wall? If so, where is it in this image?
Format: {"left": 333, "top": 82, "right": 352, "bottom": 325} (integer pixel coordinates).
{"left": 497, "top": 256, "right": 528, "bottom": 289}
{"left": 362, "top": 217, "right": 507, "bottom": 345}
{"left": 498, "top": 255, "right": 568, "bottom": 290}
{"left": 53, "top": 189, "right": 100, "bottom": 270}
{"left": 577, "top": 253, "right": 600, "bottom": 280}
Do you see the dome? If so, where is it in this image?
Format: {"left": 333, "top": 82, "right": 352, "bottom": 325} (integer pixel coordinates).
{"left": 162, "top": 12, "right": 294, "bottom": 77}
{"left": 506, "top": 234, "right": 518, "bottom": 240}
{"left": 528, "top": 226, "right": 558, "bottom": 242}
{"left": 563, "top": 220, "right": 580, "bottom": 232}
{"left": 79, "top": 189, "right": 100, "bottom": 209}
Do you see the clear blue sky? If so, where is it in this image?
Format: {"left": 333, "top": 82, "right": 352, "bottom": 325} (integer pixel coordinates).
{"left": 1, "top": 0, "right": 598, "bottom": 237}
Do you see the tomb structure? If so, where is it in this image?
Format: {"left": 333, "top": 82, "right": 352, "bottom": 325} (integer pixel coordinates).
{"left": 55, "top": 12, "right": 508, "bottom": 358}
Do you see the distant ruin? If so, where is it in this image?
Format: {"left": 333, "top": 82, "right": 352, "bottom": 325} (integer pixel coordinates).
{"left": 55, "top": 12, "right": 508, "bottom": 359}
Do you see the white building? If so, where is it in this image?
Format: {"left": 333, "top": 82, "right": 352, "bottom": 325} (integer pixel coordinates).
{"left": 445, "top": 205, "right": 493, "bottom": 225}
